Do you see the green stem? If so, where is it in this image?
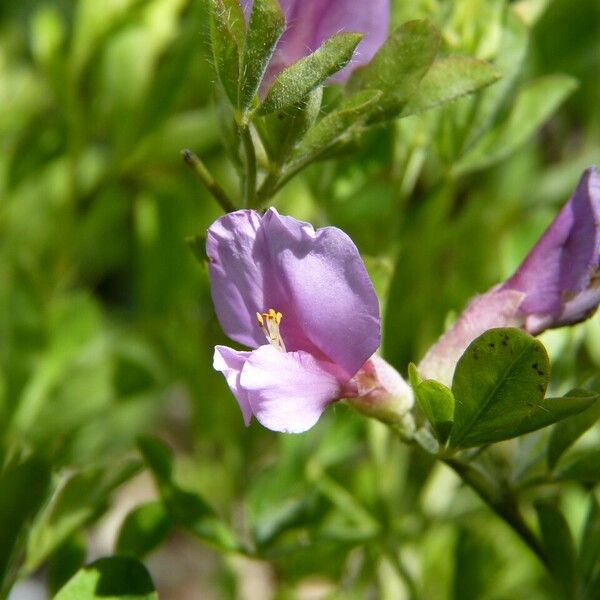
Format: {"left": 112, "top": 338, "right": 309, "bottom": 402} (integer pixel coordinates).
{"left": 255, "top": 168, "right": 281, "bottom": 205}
{"left": 443, "top": 457, "right": 549, "bottom": 569}
{"left": 181, "top": 150, "right": 236, "bottom": 213}
{"left": 239, "top": 124, "right": 257, "bottom": 207}
{"left": 256, "top": 158, "right": 311, "bottom": 204}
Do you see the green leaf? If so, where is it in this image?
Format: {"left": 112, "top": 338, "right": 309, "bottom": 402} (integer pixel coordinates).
{"left": 547, "top": 392, "right": 600, "bottom": 470}
{"left": 580, "top": 493, "right": 600, "bottom": 592}
{"left": 252, "top": 494, "right": 320, "bottom": 548}
{"left": 47, "top": 534, "right": 86, "bottom": 597}
{"left": 168, "top": 487, "right": 241, "bottom": 551}
{"left": 259, "top": 86, "right": 323, "bottom": 163}
{"left": 0, "top": 457, "right": 51, "bottom": 591}
{"left": 508, "top": 393, "right": 597, "bottom": 441}
{"left": 409, "top": 363, "right": 454, "bottom": 444}
{"left": 535, "top": 500, "right": 578, "bottom": 598}
{"left": 219, "top": 0, "right": 246, "bottom": 45}
{"left": 290, "top": 89, "right": 382, "bottom": 165}
{"left": 400, "top": 56, "right": 500, "bottom": 117}
{"left": 453, "top": 527, "right": 500, "bottom": 600}
{"left": 213, "top": 85, "right": 243, "bottom": 169}
{"left": 138, "top": 436, "right": 173, "bottom": 485}
{"left": 554, "top": 449, "right": 600, "bottom": 483}
{"left": 450, "top": 335, "right": 593, "bottom": 449}
{"left": 449, "top": 328, "right": 551, "bottom": 448}
{"left": 116, "top": 501, "right": 172, "bottom": 559}
{"left": 209, "top": 0, "right": 243, "bottom": 106}
{"left": 462, "top": 7, "right": 529, "bottom": 149}
{"left": 53, "top": 556, "right": 157, "bottom": 600}
{"left": 454, "top": 75, "right": 578, "bottom": 175}
{"left": 351, "top": 19, "right": 440, "bottom": 120}
{"left": 239, "top": 0, "right": 285, "bottom": 112}
{"left": 26, "top": 460, "right": 141, "bottom": 572}
{"left": 258, "top": 33, "right": 362, "bottom": 115}
{"left": 138, "top": 437, "right": 242, "bottom": 552}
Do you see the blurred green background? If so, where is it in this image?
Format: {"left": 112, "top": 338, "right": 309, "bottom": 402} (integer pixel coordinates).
{"left": 1, "top": 0, "right": 599, "bottom": 598}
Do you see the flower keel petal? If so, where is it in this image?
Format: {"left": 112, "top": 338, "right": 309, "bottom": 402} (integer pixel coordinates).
{"left": 214, "top": 346, "right": 253, "bottom": 425}
{"left": 240, "top": 345, "right": 344, "bottom": 433}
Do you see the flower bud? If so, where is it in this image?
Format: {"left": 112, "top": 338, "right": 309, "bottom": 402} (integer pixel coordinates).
{"left": 419, "top": 167, "right": 600, "bottom": 386}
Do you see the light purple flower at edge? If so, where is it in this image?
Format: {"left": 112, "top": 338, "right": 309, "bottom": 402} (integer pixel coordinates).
{"left": 207, "top": 208, "right": 412, "bottom": 433}
{"left": 240, "top": 0, "right": 389, "bottom": 91}
{"left": 419, "top": 166, "right": 600, "bottom": 386}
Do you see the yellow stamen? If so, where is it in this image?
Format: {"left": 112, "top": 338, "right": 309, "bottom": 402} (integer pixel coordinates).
{"left": 256, "top": 308, "right": 286, "bottom": 352}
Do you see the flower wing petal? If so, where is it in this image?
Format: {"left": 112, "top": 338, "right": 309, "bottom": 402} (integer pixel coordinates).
{"left": 240, "top": 345, "right": 344, "bottom": 433}
{"left": 207, "top": 210, "right": 267, "bottom": 348}
{"left": 213, "top": 345, "right": 253, "bottom": 425}
{"left": 262, "top": 209, "right": 381, "bottom": 377}
{"left": 502, "top": 167, "right": 600, "bottom": 331}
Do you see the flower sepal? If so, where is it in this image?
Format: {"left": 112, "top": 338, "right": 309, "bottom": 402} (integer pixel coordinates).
{"left": 346, "top": 355, "right": 414, "bottom": 426}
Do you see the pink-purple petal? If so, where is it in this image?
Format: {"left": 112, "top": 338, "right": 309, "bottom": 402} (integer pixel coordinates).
{"left": 207, "top": 209, "right": 321, "bottom": 354}
{"left": 315, "top": 0, "right": 389, "bottom": 83}
{"left": 213, "top": 346, "right": 253, "bottom": 425}
{"left": 418, "top": 288, "right": 525, "bottom": 386}
{"left": 502, "top": 167, "right": 600, "bottom": 333}
{"left": 206, "top": 210, "right": 271, "bottom": 348}
{"left": 241, "top": 0, "right": 389, "bottom": 90}
{"left": 207, "top": 209, "right": 380, "bottom": 376}
{"left": 208, "top": 206, "right": 382, "bottom": 433}
{"left": 240, "top": 345, "right": 344, "bottom": 433}
{"left": 261, "top": 209, "right": 380, "bottom": 377}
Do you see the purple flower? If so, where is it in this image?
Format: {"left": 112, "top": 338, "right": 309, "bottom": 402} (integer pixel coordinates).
{"left": 500, "top": 167, "right": 600, "bottom": 333}
{"left": 208, "top": 208, "right": 384, "bottom": 433}
{"left": 419, "top": 167, "right": 600, "bottom": 385}
{"left": 240, "top": 0, "right": 389, "bottom": 90}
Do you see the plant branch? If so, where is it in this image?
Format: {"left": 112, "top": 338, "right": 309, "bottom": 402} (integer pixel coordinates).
{"left": 442, "top": 456, "right": 549, "bottom": 569}
{"left": 181, "top": 149, "right": 236, "bottom": 213}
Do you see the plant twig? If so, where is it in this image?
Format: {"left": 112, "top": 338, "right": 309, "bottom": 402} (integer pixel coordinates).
{"left": 181, "top": 149, "right": 236, "bottom": 213}
{"left": 443, "top": 456, "right": 549, "bottom": 569}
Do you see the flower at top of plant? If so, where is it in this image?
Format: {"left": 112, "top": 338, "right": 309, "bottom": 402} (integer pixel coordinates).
{"left": 240, "top": 0, "right": 389, "bottom": 90}
{"left": 207, "top": 208, "right": 411, "bottom": 433}
{"left": 419, "top": 166, "right": 600, "bottom": 386}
